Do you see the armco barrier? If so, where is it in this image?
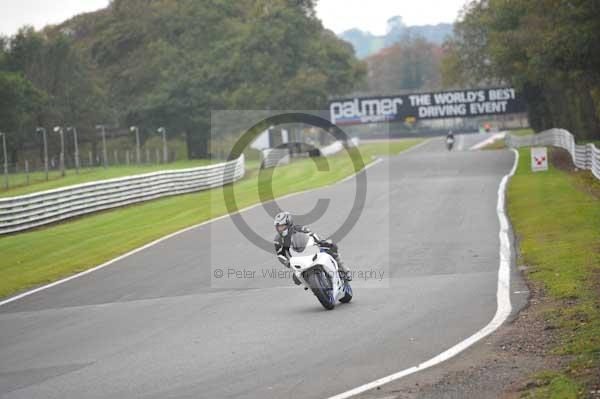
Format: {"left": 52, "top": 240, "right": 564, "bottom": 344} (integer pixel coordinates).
{"left": 260, "top": 138, "right": 360, "bottom": 169}
{"left": 0, "top": 156, "right": 245, "bottom": 235}
{"left": 320, "top": 138, "right": 360, "bottom": 157}
{"left": 320, "top": 141, "right": 344, "bottom": 156}
{"left": 506, "top": 128, "right": 599, "bottom": 180}
{"left": 260, "top": 148, "right": 290, "bottom": 169}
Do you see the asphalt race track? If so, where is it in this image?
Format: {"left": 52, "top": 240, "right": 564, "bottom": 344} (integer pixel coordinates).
{"left": 0, "top": 134, "right": 525, "bottom": 399}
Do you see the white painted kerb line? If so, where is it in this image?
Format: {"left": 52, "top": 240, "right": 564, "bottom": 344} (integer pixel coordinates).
{"left": 470, "top": 132, "right": 507, "bottom": 150}
{"left": 328, "top": 148, "right": 520, "bottom": 399}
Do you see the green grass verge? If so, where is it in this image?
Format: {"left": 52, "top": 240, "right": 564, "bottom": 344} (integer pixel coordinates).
{"left": 0, "top": 139, "right": 422, "bottom": 299}
{"left": 512, "top": 128, "right": 535, "bottom": 137}
{"left": 522, "top": 371, "right": 584, "bottom": 399}
{"left": 509, "top": 147, "right": 600, "bottom": 397}
{"left": 0, "top": 159, "right": 216, "bottom": 198}
{"left": 481, "top": 139, "right": 508, "bottom": 150}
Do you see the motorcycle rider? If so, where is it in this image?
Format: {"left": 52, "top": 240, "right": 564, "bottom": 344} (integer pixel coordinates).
{"left": 273, "top": 211, "right": 352, "bottom": 283}
{"left": 446, "top": 130, "right": 455, "bottom": 150}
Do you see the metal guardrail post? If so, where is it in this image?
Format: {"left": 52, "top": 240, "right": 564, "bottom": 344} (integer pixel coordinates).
{"left": 96, "top": 125, "right": 109, "bottom": 169}
{"left": 158, "top": 127, "right": 168, "bottom": 163}
{"left": 25, "top": 160, "right": 29, "bottom": 185}
{"left": 0, "top": 132, "right": 7, "bottom": 189}
{"left": 130, "top": 126, "right": 141, "bottom": 165}
{"left": 53, "top": 127, "right": 66, "bottom": 177}
{"left": 36, "top": 127, "right": 49, "bottom": 181}
{"left": 67, "top": 127, "right": 80, "bottom": 174}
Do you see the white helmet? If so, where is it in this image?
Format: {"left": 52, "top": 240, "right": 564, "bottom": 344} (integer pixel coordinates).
{"left": 274, "top": 211, "right": 293, "bottom": 237}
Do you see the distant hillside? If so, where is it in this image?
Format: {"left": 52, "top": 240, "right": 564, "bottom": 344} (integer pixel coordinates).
{"left": 340, "top": 16, "right": 453, "bottom": 58}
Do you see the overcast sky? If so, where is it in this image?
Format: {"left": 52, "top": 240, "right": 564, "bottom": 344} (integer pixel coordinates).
{"left": 316, "top": 0, "right": 467, "bottom": 34}
{"left": 0, "top": 0, "right": 467, "bottom": 37}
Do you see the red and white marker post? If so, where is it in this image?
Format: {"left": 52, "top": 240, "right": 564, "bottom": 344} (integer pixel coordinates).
{"left": 531, "top": 147, "right": 548, "bottom": 172}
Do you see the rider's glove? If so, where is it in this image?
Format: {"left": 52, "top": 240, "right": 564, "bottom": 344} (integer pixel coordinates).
{"left": 319, "top": 239, "right": 337, "bottom": 252}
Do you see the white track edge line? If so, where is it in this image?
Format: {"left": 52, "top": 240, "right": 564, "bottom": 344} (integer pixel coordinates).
{"left": 338, "top": 158, "right": 383, "bottom": 184}
{"left": 328, "top": 148, "right": 520, "bottom": 399}
{"left": 403, "top": 138, "right": 432, "bottom": 153}
{"left": 0, "top": 144, "right": 415, "bottom": 307}
{"left": 470, "top": 132, "right": 507, "bottom": 150}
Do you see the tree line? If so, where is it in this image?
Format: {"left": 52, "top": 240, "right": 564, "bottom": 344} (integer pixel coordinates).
{"left": 442, "top": 0, "right": 600, "bottom": 140}
{"left": 0, "top": 27, "right": 109, "bottom": 165}
{"left": 364, "top": 36, "right": 444, "bottom": 94}
{"left": 0, "top": 0, "right": 366, "bottom": 163}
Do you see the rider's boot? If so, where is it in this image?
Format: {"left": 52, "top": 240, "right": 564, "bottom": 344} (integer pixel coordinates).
{"left": 334, "top": 255, "right": 352, "bottom": 282}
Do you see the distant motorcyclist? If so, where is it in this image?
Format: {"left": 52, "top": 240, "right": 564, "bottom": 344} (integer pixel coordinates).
{"left": 446, "top": 130, "right": 455, "bottom": 150}
{"left": 273, "top": 211, "right": 352, "bottom": 283}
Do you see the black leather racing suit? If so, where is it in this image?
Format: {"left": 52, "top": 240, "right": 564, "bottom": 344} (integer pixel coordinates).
{"left": 273, "top": 225, "right": 349, "bottom": 279}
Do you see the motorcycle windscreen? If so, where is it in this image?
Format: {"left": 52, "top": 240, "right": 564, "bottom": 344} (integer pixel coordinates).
{"left": 289, "top": 245, "right": 319, "bottom": 258}
{"left": 289, "top": 233, "right": 318, "bottom": 257}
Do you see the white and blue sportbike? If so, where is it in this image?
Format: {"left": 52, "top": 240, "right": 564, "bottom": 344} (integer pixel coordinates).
{"left": 288, "top": 233, "right": 353, "bottom": 310}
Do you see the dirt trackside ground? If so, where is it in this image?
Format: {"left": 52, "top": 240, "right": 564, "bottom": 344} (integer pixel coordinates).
{"left": 356, "top": 147, "right": 600, "bottom": 399}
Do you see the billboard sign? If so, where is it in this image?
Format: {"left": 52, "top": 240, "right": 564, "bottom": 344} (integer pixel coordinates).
{"left": 329, "top": 87, "right": 526, "bottom": 125}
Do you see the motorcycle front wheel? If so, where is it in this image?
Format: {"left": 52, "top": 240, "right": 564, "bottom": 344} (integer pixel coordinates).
{"left": 304, "top": 267, "right": 335, "bottom": 310}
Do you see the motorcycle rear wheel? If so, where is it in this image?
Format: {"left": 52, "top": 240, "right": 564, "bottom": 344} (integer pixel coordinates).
{"left": 339, "top": 282, "right": 353, "bottom": 303}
